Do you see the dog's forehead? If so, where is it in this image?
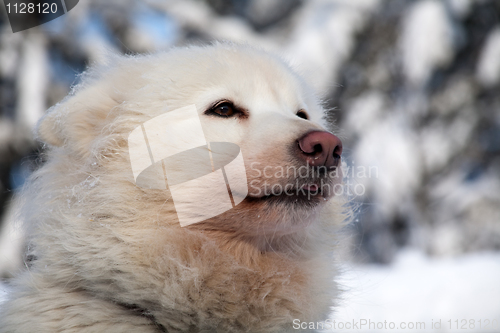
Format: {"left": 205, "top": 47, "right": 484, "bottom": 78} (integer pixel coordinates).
{"left": 195, "top": 51, "right": 314, "bottom": 114}
{"left": 214, "top": 73, "right": 303, "bottom": 111}
{"left": 139, "top": 46, "right": 322, "bottom": 119}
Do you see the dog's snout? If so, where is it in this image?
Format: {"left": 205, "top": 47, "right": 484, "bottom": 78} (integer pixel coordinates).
{"left": 297, "top": 131, "right": 343, "bottom": 168}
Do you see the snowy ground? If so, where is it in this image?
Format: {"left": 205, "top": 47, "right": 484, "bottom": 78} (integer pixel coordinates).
{"left": 1, "top": 250, "right": 499, "bottom": 332}
{"left": 329, "top": 250, "right": 500, "bottom": 332}
{"left": 0, "top": 281, "right": 9, "bottom": 306}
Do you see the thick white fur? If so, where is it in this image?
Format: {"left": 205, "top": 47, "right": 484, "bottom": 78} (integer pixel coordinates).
{"left": 0, "top": 43, "right": 346, "bottom": 332}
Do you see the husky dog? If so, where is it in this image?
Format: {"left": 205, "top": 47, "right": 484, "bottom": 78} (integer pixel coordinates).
{"left": 0, "top": 43, "right": 345, "bottom": 332}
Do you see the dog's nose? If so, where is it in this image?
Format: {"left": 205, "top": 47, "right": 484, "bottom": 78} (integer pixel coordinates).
{"left": 297, "top": 131, "right": 343, "bottom": 168}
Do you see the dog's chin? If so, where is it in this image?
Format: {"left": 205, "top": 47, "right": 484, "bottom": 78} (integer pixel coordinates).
{"left": 187, "top": 178, "right": 340, "bottom": 239}
{"left": 245, "top": 189, "right": 324, "bottom": 209}
{"left": 189, "top": 184, "right": 331, "bottom": 237}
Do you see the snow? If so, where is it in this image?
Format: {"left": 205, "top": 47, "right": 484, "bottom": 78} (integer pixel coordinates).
{"left": 286, "top": 0, "right": 380, "bottom": 93}
{"left": 344, "top": 91, "right": 386, "bottom": 136}
{"left": 17, "top": 34, "right": 49, "bottom": 130}
{"left": 330, "top": 250, "right": 500, "bottom": 332}
{"left": 0, "top": 27, "right": 22, "bottom": 79}
{"left": 349, "top": 111, "right": 421, "bottom": 215}
{"left": 445, "top": 0, "right": 473, "bottom": 18}
{"left": 76, "top": 10, "right": 120, "bottom": 63}
{"left": 399, "top": 0, "right": 454, "bottom": 87}
{"left": 476, "top": 27, "right": 500, "bottom": 88}
{"left": 152, "top": 0, "right": 271, "bottom": 48}
{"left": 420, "top": 112, "right": 476, "bottom": 173}
{"left": 125, "top": 2, "right": 179, "bottom": 53}
{"left": 0, "top": 283, "right": 9, "bottom": 305}
{"left": 0, "top": 202, "right": 24, "bottom": 279}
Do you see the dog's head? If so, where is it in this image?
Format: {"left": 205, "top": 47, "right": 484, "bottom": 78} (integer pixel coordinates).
{"left": 37, "top": 43, "right": 343, "bottom": 240}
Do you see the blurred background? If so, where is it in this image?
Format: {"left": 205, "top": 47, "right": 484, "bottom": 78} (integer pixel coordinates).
{"left": 0, "top": 0, "right": 499, "bottom": 331}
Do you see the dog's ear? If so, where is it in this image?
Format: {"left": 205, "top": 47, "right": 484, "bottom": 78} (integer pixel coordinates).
{"left": 38, "top": 52, "right": 126, "bottom": 154}
{"left": 37, "top": 105, "right": 66, "bottom": 147}
{"left": 37, "top": 82, "right": 120, "bottom": 156}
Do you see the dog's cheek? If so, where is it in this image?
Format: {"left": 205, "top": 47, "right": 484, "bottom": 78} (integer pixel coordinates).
{"left": 243, "top": 152, "right": 296, "bottom": 193}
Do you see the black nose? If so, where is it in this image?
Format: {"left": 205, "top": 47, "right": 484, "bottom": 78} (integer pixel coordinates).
{"left": 297, "top": 131, "right": 343, "bottom": 168}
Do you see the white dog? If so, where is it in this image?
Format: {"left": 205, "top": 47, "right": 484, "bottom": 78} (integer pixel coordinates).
{"left": 0, "top": 43, "right": 346, "bottom": 332}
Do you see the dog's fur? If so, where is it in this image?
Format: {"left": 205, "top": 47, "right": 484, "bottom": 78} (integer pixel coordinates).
{"left": 0, "top": 44, "right": 346, "bottom": 332}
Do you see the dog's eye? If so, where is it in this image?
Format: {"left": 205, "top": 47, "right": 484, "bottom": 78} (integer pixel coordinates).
{"left": 296, "top": 110, "right": 309, "bottom": 120}
{"left": 206, "top": 101, "right": 240, "bottom": 118}
{"left": 215, "top": 103, "right": 234, "bottom": 117}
